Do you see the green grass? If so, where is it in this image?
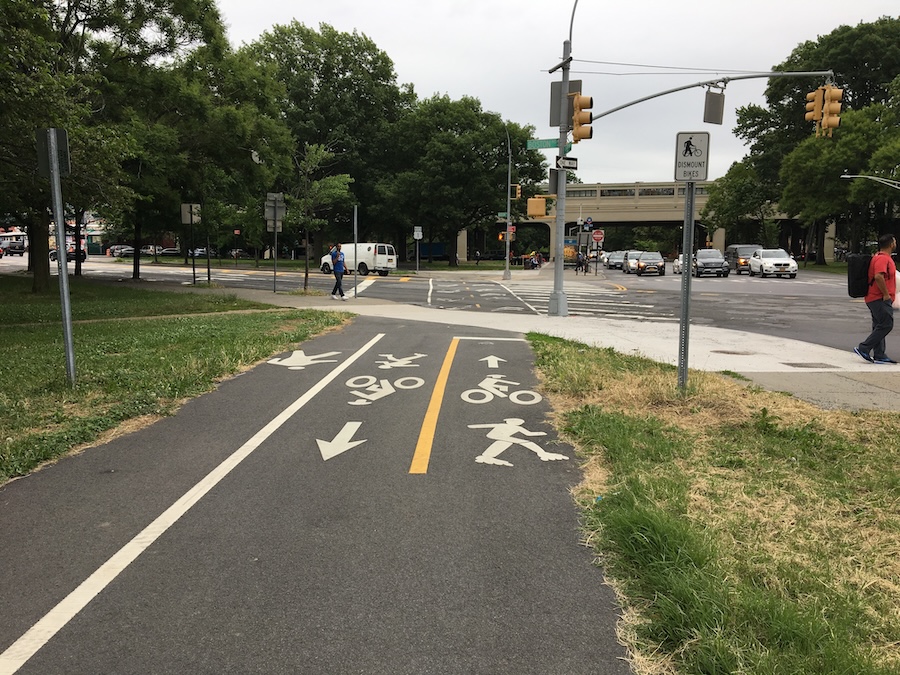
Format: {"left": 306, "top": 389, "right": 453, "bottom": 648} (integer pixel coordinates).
{"left": 0, "top": 274, "right": 346, "bottom": 481}
{"left": 529, "top": 333, "right": 900, "bottom": 675}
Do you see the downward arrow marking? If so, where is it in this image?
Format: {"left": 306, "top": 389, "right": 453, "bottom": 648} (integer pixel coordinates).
{"left": 316, "top": 422, "right": 367, "bottom": 461}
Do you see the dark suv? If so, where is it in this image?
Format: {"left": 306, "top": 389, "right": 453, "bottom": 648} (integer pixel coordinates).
{"left": 693, "top": 248, "right": 729, "bottom": 277}
{"left": 5, "top": 240, "right": 26, "bottom": 256}
{"left": 725, "top": 244, "right": 762, "bottom": 275}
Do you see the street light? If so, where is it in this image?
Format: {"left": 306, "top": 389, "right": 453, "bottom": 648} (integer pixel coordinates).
{"left": 840, "top": 174, "right": 900, "bottom": 190}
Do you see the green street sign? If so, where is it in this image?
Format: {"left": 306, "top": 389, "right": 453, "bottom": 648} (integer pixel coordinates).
{"left": 527, "top": 138, "right": 573, "bottom": 153}
{"left": 497, "top": 212, "right": 507, "bottom": 218}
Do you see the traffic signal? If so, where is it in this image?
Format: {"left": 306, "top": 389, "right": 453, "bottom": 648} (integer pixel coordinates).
{"left": 572, "top": 93, "right": 593, "bottom": 143}
{"left": 509, "top": 184, "right": 522, "bottom": 199}
{"left": 527, "top": 197, "right": 547, "bottom": 218}
{"left": 821, "top": 84, "right": 843, "bottom": 136}
{"left": 805, "top": 87, "right": 824, "bottom": 134}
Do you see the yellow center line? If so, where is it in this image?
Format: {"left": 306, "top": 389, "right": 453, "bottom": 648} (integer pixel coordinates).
{"left": 408, "top": 337, "right": 459, "bottom": 474}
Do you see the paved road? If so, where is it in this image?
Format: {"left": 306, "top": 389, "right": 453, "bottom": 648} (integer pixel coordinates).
{"left": 0, "top": 318, "right": 629, "bottom": 674}
{"left": 7, "top": 255, "right": 863, "bottom": 352}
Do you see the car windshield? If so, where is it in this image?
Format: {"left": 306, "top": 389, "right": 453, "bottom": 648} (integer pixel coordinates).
{"left": 609, "top": 252, "right": 624, "bottom": 260}
{"left": 639, "top": 251, "right": 662, "bottom": 260}
{"left": 696, "top": 249, "right": 722, "bottom": 258}
{"left": 762, "top": 249, "right": 790, "bottom": 258}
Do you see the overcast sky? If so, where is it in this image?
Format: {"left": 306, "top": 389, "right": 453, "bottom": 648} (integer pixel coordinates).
{"left": 215, "top": 1, "right": 897, "bottom": 184}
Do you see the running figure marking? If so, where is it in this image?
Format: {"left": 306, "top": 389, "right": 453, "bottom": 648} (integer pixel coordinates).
{"left": 468, "top": 418, "right": 569, "bottom": 467}
{"left": 375, "top": 353, "right": 427, "bottom": 369}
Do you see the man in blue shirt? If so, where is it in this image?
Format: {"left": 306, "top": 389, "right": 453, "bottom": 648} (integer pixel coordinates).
{"left": 331, "top": 243, "right": 347, "bottom": 300}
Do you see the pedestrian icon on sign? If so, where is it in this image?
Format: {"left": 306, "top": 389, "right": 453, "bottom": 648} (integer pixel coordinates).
{"left": 682, "top": 137, "right": 696, "bottom": 157}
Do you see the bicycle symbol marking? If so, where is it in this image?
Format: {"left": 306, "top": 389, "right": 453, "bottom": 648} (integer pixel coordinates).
{"left": 346, "top": 375, "right": 425, "bottom": 406}
{"left": 461, "top": 374, "right": 542, "bottom": 405}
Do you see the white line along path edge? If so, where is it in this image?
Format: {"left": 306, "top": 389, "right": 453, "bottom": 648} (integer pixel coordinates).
{"left": 0, "top": 333, "right": 386, "bottom": 675}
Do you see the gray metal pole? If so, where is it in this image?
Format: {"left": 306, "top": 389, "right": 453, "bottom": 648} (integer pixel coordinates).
{"left": 677, "top": 182, "right": 696, "bottom": 391}
{"left": 503, "top": 126, "right": 512, "bottom": 281}
{"left": 273, "top": 226, "right": 278, "bottom": 293}
{"left": 353, "top": 205, "right": 358, "bottom": 298}
{"left": 549, "top": 38, "right": 571, "bottom": 317}
{"left": 48, "top": 130, "right": 76, "bottom": 385}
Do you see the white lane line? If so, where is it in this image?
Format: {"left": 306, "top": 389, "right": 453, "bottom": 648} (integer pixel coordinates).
{"left": 351, "top": 278, "right": 377, "bottom": 296}
{"left": 0, "top": 333, "right": 386, "bottom": 675}
{"left": 427, "top": 278, "right": 434, "bottom": 305}
{"left": 497, "top": 282, "right": 540, "bottom": 314}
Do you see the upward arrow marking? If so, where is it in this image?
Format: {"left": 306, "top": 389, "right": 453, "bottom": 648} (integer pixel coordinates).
{"left": 480, "top": 355, "right": 507, "bottom": 369}
{"left": 316, "top": 422, "right": 367, "bottom": 461}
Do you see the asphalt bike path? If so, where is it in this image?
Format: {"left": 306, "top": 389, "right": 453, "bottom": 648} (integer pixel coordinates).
{"left": 0, "top": 316, "right": 629, "bottom": 674}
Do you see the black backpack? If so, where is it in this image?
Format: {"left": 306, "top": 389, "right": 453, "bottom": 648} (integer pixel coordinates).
{"left": 847, "top": 253, "right": 872, "bottom": 298}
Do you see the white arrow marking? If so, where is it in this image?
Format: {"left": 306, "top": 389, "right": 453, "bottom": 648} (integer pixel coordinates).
{"left": 480, "top": 355, "right": 507, "bottom": 369}
{"left": 316, "top": 422, "right": 367, "bottom": 461}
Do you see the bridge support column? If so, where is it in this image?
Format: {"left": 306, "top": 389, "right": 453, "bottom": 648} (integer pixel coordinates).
{"left": 457, "top": 229, "right": 468, "bottom": 262}
{"left": 712, "top": 227, "right": 726, "bottom": 252}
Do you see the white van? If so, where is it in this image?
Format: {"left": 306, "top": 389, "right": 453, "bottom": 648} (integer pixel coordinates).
{"left": 320, "top": 242, "right": 397, "bottom": 276}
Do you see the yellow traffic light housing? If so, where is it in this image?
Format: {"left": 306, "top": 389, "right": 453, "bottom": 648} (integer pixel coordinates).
{"left": 509, "top": 184, "right": 522, "bottom": 199}
{"left": 805, "top": 87, "right": 824, "bottom": 132}
{"left": 572, "top": 93, "right": 593, "bottom": 143}
{"left": 821, "top": 85, "right": 843, "bottom": 136}
{"left": 527, "top": 197, "right": 547, "bottom": 218}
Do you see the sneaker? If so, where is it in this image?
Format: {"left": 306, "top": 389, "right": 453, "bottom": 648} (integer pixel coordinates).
{"left": 331, "top": 294, "right": 340, "bottom": 300}
{"left": 341, "top": 295, "right": 347, "bottom": 301}
{"left": 853, "top": 347, "right": 874, "bottom": 363}
{"left": 874, "top": 356, "right": 898, "bottom": 364}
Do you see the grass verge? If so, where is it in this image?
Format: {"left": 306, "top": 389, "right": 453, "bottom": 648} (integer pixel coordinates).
{"left": 528, "top": 334, "right": 900, "bottom": 675}
{"left": 0, "top": 275, "right": 347, "bottom": 482}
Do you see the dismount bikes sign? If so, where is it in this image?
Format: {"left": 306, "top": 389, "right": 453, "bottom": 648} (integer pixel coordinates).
{"left": 674, "top": 131, "right": 709, "bottom": 182}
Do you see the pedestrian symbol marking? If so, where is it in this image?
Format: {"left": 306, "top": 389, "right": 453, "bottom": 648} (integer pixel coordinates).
{"left": 268, "top": 350, "right": 341, "bottom": 370}
{"left": 468, "top": 418, "right": 568, "bottom": 467}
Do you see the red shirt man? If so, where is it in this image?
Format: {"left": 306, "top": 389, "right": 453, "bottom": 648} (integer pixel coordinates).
{"left": 855, "top": 234, "right": 898, "bottom": 363}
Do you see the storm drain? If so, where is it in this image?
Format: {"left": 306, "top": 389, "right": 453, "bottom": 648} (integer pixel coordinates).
{"left": 781, "top": 362, "right": 838, "bottom": 369}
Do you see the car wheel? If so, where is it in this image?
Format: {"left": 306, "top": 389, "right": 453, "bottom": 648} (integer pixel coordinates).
{"left": 723, "top": 272, "right": 729, "bottom": 277}
{"left": 789, "top": 273, "right": 796, "bottom": 279}
{"left": 749, "top": 268, "right": 755, "bottom": 276}
{"left": 736, "top": 269, "right": 742, "bottom": 275}
{"left": 378, "top": 270, "right": 389, "bottom": 276}
{"left": 358, "top": 263, "right": 369, "bottom": 276}
{"left": 761, "top": 272, "right": 768, "bottom": 278}
{"left": 636, "top": 270, "right": 643, "bottom": 276}
{"left": 660, "top": 270, "right": 666, "bottom": 276}
{"left": 321, "top": 263, "right": 331, "bottom": 274}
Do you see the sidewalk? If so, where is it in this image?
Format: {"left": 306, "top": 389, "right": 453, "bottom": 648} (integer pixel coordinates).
{"left": 195, "top": 266, "right": 900, "bottom": 412}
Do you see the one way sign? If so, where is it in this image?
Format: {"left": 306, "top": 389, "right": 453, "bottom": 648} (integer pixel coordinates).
{"left": 556, "top": 156, "right": 578, "bottom": 170}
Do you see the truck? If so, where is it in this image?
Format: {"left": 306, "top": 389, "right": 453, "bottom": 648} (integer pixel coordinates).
{"left": 320, "top": 242, "right": 398, "bottom": 276}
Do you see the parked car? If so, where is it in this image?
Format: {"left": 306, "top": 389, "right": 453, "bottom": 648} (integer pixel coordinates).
{"left": 50, "top": 248, "right": 87, "bottom": 262}
{"left": 227, "top": 249, "right": 252, "bottom": 259}
{"left": 636, "top": 251, "right": 666, "bottom": 276}
{"left": 672, "top": 254, "right": 684, "bottom": 274}
{"left": 693, "top": 248, "right": 729, "bottom": 277}
{"left": 725, "top": 244, "right": 762, "bottom": 275}
{"left": 748, "top": 248, "right": 798, "bottom": 278}
{"left": 140, "top": 245, "right": 162, "bottom": 256}
{"left": 109, "top": 244, "right": 134, "bottom": 257}
{"left": 159, "top": 248, "right": 181, "bottom": 257}
{"left": 190, "top": 247, "right": 216, "bottom": 258}
{"left": 604, "top": 251, "right": 625, "bottom": 269}
{"left": 622, "top": 250, "right": 645, "bottom": 274}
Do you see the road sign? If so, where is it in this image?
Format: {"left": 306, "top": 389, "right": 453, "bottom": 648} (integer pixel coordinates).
{"left": 507, "top": 226, "right": 516, "bottom": 233}
{"left": 556, "top": 156, "right": 578, "bottom": 170}
{"left": 527, "top": 138, "right": 558, "bottom": 149}
{"left": 592, "top": 229, "right": 605, "bottom": 243}
{"left": 674, "top": 132, "right": 709, "bottom": 182}
{"left": 413, "top": 226, "right": 423, "bottom": 241}
{"left": 585, "top": 217, "right": 593, "bottom": 225}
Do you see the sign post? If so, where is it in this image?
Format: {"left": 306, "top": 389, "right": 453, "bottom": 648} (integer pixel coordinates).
{"left": 265, "top": 193, "right": 285, "bottom": 292}
{"left": 674, "top": 132, "right": 710, "bottom": 391}
{"left": 38, "top": 128, "right": 76, "bottom": 385}
{"left": 181, "top": 203, "right": 201, "bottom": 284}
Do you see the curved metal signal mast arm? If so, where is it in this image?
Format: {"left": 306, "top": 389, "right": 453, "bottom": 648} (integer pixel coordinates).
{"left": 590, "top": 70, "right": 835, "bottom": 122}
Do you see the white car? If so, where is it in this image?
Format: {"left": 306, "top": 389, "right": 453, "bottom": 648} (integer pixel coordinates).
{"left": 672, "top": 254, "right": 684, "bottom": 274}
{"left": 748, "top": 248, "right": 798, "bottom": 278}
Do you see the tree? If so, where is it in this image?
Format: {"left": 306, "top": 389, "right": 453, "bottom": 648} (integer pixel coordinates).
{"left": 700, "top": 160, "right": 776, "bottom": 243}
